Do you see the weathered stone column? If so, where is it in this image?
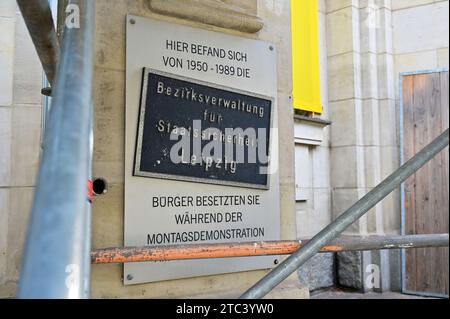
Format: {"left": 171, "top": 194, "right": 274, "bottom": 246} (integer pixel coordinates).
{"left": 326, "top": 0, "right": 400, "bottom": 292}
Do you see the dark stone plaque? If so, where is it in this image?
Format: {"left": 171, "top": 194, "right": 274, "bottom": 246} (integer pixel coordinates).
{"left": 134, "top": 69, "right": 273, "bottom": 189}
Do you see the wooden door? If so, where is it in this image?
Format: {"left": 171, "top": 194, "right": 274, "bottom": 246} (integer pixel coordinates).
{"left": 402, "top": 71, "right": 449, "bottom": 297}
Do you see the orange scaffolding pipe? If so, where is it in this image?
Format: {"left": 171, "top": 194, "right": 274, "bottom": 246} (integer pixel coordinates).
{"left": 91, "top": 234, "right": 449, "bottom": 264}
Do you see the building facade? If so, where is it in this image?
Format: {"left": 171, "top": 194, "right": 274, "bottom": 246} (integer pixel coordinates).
{"left": 0, "top": 0, "right": 448, "bottom": 298}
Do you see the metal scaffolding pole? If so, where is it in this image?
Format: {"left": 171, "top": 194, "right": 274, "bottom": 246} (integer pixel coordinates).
{"left": 18, "top": 0, "right": 95, "bottom": 299}
{"left": 57, "top": 0, "right": 69, "bottom": 45}
{"left": 240, "top": 129, "right": 449, "bottom": 299}
{"left": 16, "top": 0, "right": 60, "bottom": 86}
{"left": 90, "top": 234, "right": 449, "bottom": 264}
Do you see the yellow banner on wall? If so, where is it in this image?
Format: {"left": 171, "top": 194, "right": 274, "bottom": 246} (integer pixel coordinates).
{"left": 291, "top": 0, "right": 322, "bottom": 113}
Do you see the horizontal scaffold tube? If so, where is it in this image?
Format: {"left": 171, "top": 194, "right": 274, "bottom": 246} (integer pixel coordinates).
{"left": 91, "top": 234, "right": 449, "bottom": 264}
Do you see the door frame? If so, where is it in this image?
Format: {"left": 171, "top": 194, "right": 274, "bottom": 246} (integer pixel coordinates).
{"left": 399, "top": 68, "right": 449, "bottom": 298}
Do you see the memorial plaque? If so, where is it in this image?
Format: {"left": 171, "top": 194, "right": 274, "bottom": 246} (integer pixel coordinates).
{"left": 125, "top": 16, "right": 280, "bottom": 284}
{"left": 135, "top": 69, "right": 273, "bottom": 189}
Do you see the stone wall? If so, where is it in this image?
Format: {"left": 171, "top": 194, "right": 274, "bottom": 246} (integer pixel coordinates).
{"left": 0, "top": 0, "right": 307, "bottom": 299}
{"left": 0, "top": 1, "right": 43, "bottom": 298}
{"left": 2, "top": 0, "right": 447, "bottom": 299}
{"left": 326, "top": 0, "right": 400, "bottom": 292}
{"left": 325, "top": 0, "right": 448, "bottom": 293}
{"left": 91, "top": 0, "right": 302, "bottom": 298}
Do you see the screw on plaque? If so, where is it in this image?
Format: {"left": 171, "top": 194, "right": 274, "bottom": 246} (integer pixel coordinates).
{"left": 269, "top": 45, "right": 274, "bottom": 51}
{"left": 274, "top": 259, "right": 279, "bottom": 265}
{"left": 130, "top": 18, "right": 136, "bottom": 25}
{"left": 127, "top": 274, "right": 134, "bottom": 281}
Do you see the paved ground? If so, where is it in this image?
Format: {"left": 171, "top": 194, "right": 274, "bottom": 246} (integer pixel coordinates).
{"left": 311, "top": 288, "right": 437, "bottom": 299}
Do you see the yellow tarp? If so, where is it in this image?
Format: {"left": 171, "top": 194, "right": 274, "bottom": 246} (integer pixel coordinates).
{"left": 291, "top": 0, "right": 322, "bottom": 113}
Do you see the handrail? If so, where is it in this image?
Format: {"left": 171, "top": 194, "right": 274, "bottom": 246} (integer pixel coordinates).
{"left": 91, "top": 234, "right": 449, "bottom": 264}
{"left": 240, "top": 129, "right": 449, "bottom": 299}
{"left": 16, "top": 0, "right": 60, "bottom": 86}
{"left": 18, "top": 0, "right": 95, "bottom": 299}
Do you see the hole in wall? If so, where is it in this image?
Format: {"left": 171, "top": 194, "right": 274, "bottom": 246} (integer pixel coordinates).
{"left": 93, "top": 178, "right": 108, "bottom": 196}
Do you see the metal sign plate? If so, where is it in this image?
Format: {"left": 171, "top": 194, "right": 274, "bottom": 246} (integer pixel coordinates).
{"left": 135, "top": 69, "right": 273, "bottom": 189}
{"left": 125, "top": 15, "right": 280, "bottom": 284}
